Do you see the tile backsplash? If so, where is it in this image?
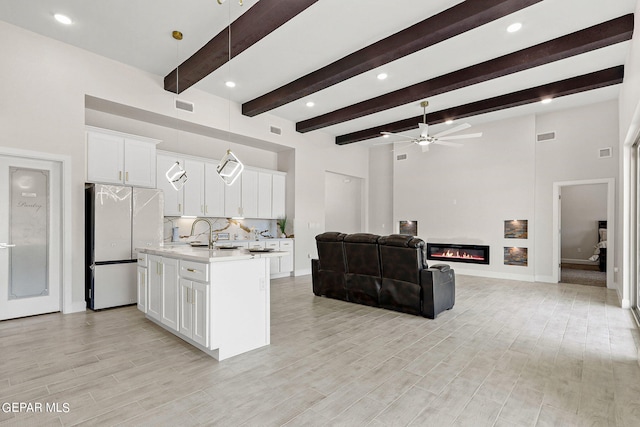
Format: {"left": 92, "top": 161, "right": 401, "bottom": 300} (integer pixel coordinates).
{"left": 163, "top": 217, "right": 281, "bottom": 243}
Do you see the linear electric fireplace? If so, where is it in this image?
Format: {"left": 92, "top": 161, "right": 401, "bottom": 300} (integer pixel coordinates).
{"left": 427, "top": 243, "right": 490, "bottom": 265}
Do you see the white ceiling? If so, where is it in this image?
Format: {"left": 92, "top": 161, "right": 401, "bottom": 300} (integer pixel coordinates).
{"left": 0, "top": 0, "right": 635, "bottom": 144}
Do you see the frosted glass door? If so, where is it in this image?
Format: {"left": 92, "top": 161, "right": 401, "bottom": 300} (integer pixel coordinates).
{"left": 0, "top": 157, "right": 61, "bottom": 320}
{"left": 9, "top": 167, "right": 48, "bottom": 299}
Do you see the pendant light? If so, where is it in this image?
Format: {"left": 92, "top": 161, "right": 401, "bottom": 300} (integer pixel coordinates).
{"left": 215, "top": 1, "right": 244, "bottom": 186}
{"left": 165, "top": 30, "right": 188, "bottom": 191}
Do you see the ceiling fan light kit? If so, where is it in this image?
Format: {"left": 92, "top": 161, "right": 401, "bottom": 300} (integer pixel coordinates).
{"left": 380, "top": 100, "right": 482, "bottom": 152}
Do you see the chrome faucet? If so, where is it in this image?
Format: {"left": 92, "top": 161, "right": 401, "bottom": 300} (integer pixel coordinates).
{"left": 190, "top": 218, "right": 215, "bottom": 249}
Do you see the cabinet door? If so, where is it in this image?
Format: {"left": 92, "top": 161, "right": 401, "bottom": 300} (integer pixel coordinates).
{"left": 192, "top": 281, "right": 209, "bottom": 347}
{"left": 156, "top": 154, "right": 184, "bottom": 216}
{"left": 87, "top": 131, "right": 124, "bottom": 184}
{"left": 183, "top": 160, "right": 205, "bottom": 217}
{"left": 124, "top": 138, "right": 156, "bottom": 188}
{"left": 272, "top": 174, "right": 286, "bottom": 219}
{"left": 147, "top": 255, "right": 162, "bottom": 321}
{"left": 279, "top": 240, "right": 294, "bottom": 273}
{"left": 224, "top": 178, "right": 242, "bottom": 218}
{"left": 257, "top": 172, "right": 272, "bottom": 219}
{"left": 241, "top": 170, "right": 259, "bottom": 218}
{"left": 137, "top": 266, "right": 147, "bottom": 313}
{"left": 204, "top": 162, "right": 225, "bottom": 217}
{"left": 179, "top": 278, "right": 193, "bottom": 338}
{"left": 161, "top": 257, "right": 179, "bottom": 331}
{"left": 265, "top": 241, "right": 280, "bottom": 274}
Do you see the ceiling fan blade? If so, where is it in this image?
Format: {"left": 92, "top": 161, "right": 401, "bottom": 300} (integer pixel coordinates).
{"left": 381, "top": 131, "right": 419, "bottom": 140}
{"left": 418, "top": 122, "right": 429, "bottom": 138}
{"left": 432, "top": 123, "right": 472, "bottom": 138}
{"left": 433, "top": 140, "right": 463, "bottom": 147}
{"left": 437, "top": 132, "right": 483, "bottom": 141}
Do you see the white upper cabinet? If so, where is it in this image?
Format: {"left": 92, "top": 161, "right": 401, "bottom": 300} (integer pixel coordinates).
{"left": 258, "top": 172, "right": 272, "bottom": 219}
{"left": 204, "top": 162, "right": 225, "bottom": 217}
{"left": 272, "top": 173, "right": 286, "bottom": 219}
{"left": 158, "top": 150, "right": 286, "bottom": 219}
{"left": 183, "top": 160, "right": 205, "bottom": 217}
{"left": 156, "top": 153, "right": 184, "bottom": 216}
{"left": 241, "top": 169, "right": 259, "bottom": 218}
{"left": 224, "top": 177, "right": 242, "bottom": 218}
{"left": 86, "top": 128, "right": 158, "bottom": 188}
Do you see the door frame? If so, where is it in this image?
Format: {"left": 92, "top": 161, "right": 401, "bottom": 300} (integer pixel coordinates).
{"left": 552, "top": 178, "right": 615, "bottom": 288}
{"left": 0, "top": 147, "right": 73, "bottom": 314}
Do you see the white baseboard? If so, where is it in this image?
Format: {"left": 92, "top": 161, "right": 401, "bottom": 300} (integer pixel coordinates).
{"left": 65, "top": 301, "right": 87, "bottom": 314}
{"left": 535, "top": 275, "right": 556, "bottom": 284}
{"left": 295, "top": 268, "right": 311, "bottom": 277}
{"left": 271, "top": 272, "right": 292, "bottom": 279}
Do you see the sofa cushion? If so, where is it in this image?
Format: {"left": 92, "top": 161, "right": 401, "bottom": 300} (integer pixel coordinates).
{"left": 343, "top": 233, "right": 381, "bottom": 307}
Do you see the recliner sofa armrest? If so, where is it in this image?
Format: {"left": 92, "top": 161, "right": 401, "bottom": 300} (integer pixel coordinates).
{"left": 428, "top": 264, "right": 450, "bottom": 272}
{"left": 420, "top": 267, "right": 455, "bottom": 319}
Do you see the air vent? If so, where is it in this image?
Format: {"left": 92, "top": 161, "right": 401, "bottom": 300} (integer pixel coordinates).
{"left": 599, "top": 147, "right": 612, "bottom": 159}
{"left": 175, "top": 99, "right": 194, "bottom": 113}
{"left": 269, "top": 125, "right": 282, "bottom": 135}
{"left": 536, "top": 131, "right": 556, "bottom": 142}
{"left": 396, "top": 154, "right": 407, "bottom": 161}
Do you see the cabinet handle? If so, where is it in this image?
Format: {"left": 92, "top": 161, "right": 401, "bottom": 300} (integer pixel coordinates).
{"left": 138, "top": 258, "right": 144, "bottom": 262}
{"left": 190, "top": 288, "right": 194, "bottom": 305}
{"left": 119, "top": 171, "right": 122, "bottom": 181}
{"left": 126, "top": 171, "right": 129, "bottom": 182}
{"left": 186, "top": 288, "right": 190, "bottom": 304}
{"left": 205, "top": 205, "right": 208, "bottom": 214}
{"left": 178, "top": 203, "right": 182, "bottom": 212}
{"left": 186, "top": 268, "right": 196, "bottom": 273}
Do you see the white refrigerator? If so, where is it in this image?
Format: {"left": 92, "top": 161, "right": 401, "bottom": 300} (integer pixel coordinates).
{"left": 85, "top": 184, "right": 163, "bottom": 310}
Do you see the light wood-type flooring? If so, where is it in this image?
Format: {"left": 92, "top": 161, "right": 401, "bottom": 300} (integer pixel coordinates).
{"left": 1, "top": 274, "right": 639, "bottom": 426}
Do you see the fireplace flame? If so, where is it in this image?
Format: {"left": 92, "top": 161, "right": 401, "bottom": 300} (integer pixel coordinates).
{"left": 434, "top": 249, "right": 485, "bottom": 261}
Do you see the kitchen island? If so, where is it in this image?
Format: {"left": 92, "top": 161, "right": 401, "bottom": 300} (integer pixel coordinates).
{"left": 136, "top": 246, "right": 286, "bottom": 361}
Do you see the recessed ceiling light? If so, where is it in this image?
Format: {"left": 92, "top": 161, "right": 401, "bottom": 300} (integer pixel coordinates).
{"left": 54, "top": 13, "right": 73, "bottom": 25}
{"left": 541, "top": 98, "right": 553, "bottom": 104}
{"left": 306, "top": 101, "right": 315, "bottom": 108}
{"left": 445, "top": 119, "right": 454, "bottom": 125}
{"left": 507, "top": 22, "right": 522, "bottom": 33}
{"left": 377, "top": 73, "right": 388, "bottom": 80}
{"left": 225, "top": 81, "right": 236, "bottom": 88}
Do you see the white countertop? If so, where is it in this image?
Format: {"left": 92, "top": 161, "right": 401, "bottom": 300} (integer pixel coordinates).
{"left": 138, "top": 245, "right": 288, "bottom": 263}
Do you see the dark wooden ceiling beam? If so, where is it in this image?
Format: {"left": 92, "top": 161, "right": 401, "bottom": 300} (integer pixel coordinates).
{"left": 299, "top": 14, "right": 634, "bottom": 133}
{"left": 164, "top": 0, "right": 319, "bottom": 94}
{"left": 335, "top": 65, "right": 625, "bottom": 145}
{"left": 242, "top": 0, "right": 542, "bottom": 117}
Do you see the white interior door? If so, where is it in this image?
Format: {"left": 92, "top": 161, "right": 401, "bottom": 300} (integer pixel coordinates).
{"left": 0, "top": 156, "right": 61, "bottom": 320}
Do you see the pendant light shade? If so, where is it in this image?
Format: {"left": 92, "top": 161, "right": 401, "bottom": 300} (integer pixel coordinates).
{"left": 216, "top": 149, "right": 244, "bottom": 186}
{"left": 166, "top": 161, "right": 188, "bottom": 190}
{"left": 165, "top": 30, "right": 188, "bottom": 191}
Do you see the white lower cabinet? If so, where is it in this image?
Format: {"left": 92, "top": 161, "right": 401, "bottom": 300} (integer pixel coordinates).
{"left": 147, "top": 255, "right": 180, "bottom": 331}
{"left": 266, "top": 239, "right": 294, "bottom": 278}
{"left": 179, "top": 278, "right": 209, "bottom": 347}
{"left": 137, "top": 265, "right": 147, "bottom": 313}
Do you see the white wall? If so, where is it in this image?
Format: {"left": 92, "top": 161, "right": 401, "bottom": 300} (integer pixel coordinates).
{"left": 618, "top": 0, "right": 640, "bottom": 308}
{"left": 0, "top": 20, "right": 370, "bottom": 307}
{"left": 324, "top": 171, "right": 363, "bottom": 234}
{"left": 393, "top": 115, "right": 536, "bottom": 280}
{"left": 534, "top": 100, "right": 619, "bottom": 282}
{"left": 560, "top": 184, "right": 607, "bottom": 262}
{"left": 368, "top": 145, "right": 394, "bottom": 235}
{"left": 379, "top": 100, "right": 620, "bottom": 281}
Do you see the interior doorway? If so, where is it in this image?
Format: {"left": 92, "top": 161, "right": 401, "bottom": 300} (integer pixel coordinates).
{"left": 552, "top": 178, "right": 615, "bottom": 287}
{"left": 324, "top": 171, "right": 363, "bottom": 234}
{"left": 560, "top": 183, "right": 607, "bottom": 287}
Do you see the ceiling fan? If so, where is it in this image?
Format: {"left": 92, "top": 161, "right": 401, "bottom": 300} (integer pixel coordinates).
{"left": 381, "top": 101, "right": 482, "bottom": 152}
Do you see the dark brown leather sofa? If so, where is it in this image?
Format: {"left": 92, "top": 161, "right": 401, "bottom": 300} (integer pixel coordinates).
{"left": 311, "top": 232, "right": 455, "bottom": 319}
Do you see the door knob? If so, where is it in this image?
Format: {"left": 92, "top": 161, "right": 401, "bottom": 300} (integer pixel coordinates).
{"left": 0, "top": 243, "right": 16, "bottom": 249}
